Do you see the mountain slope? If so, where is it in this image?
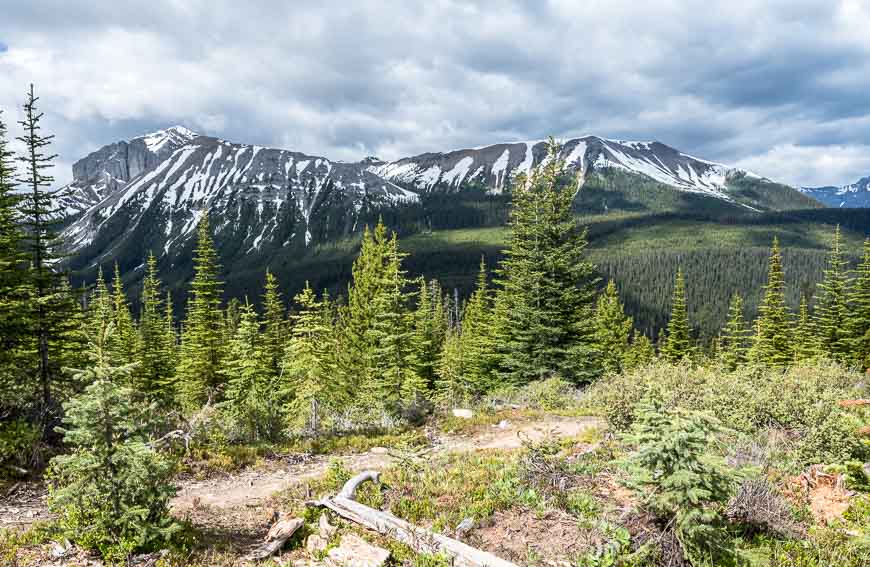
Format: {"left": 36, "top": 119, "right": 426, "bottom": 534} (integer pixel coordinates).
{"left": 64, "top": 135, "right": 418, "bottom": 278}
{"left": 370, "top": 136, "right": 819, "bottom": 212}
{"left": 801, "top": 176, "right": 870, "bottom": 208}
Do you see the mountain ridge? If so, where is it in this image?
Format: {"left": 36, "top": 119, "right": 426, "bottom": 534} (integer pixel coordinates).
{"left": 800, "top": 176, "right": 870, "bottom": 208}
{"left": 59, "top": 127, "right": 822, "bottom": 293}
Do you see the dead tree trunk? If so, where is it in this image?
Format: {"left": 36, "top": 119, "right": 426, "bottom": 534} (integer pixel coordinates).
{"left": 310, "top": 471, "right": 518, "bottom": 567}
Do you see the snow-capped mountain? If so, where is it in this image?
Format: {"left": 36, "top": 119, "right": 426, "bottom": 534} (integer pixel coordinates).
{"left": 62, "top": 132, "right": 418, "bottom": 276}
{"left": 60, "top": 126, "right": 198, "bottom": 215}
{"left": 372, "top": 137, "right": 744, "bottom": 199}
{"left": 61, "top": 128, "right": 819, "bottom": 286}
{"left": 800, "top": 176, "right": 870, "bottom": 208}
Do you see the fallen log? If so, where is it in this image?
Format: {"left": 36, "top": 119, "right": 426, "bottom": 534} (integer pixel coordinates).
{"left": 310, "top": 470, "right": 518, "bottom": 567}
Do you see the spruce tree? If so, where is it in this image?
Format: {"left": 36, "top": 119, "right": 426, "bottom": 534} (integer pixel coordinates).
{"left": 748, "top": 237, "right": 793, "bottom": 366}
{"left": 409, "top": 278, "right": 444, "bottom": 388}
{"left": 177, "top": 216, "right": 225, "bottom": 409}
{"left": 87, "top": 267, "right": 113, "bottom": 337}
{"left": 717, "top": 293, "right": 749, "bottom": 370}
{"left": 594, "top": 279, "right": 633, "bottom": 373}
{"left": 340, "top": 220, "right": 419, "bottom": 417}
{"left": 435, "top": 329, "right": 467, "bottom": 407}
{"left": 622, "top": 332, "right": 656, "bottom": 371}
{"left": 17, "top": 84, "right": 78, "bottom": 420}
{"left": 0, "top": 109, "right": 28, "bottom": 391}
{"left": 436, "top": 260, "right": 498, "bottom": 404}
{"left": 461, "top": 259, "right": 498, "bottom": 396}
{"left": 220, "top": 301, "right": 282, "bottom": 441}
{"left": 847, "top": 239, "right": 870, "bottom": 367}
{"left": 109, "top": 263, "right": 140, "bottom": 368}
{"left": 48, "top": 321, "right": 179, "bottom": 560}
{"left": 370, "top": 235, "right": 422, "bottom": 408}
{"left": 283, "top": 283, "right": 340, "bottom": 434}
{"left": 793, "top": 294, "right": 819, "bottom": 362}
{"left": 137, "top": 253, "right": 176, "bottom": 405}
{"left": 813, "top": 225, "right": 850, "bottom": 361}
{"left": 261, "top": 269, "right": 286, "bottom": 380}
{"left": 493, "top": 140, "right": 600, "bottom": 384}
{"left": 661, "top": 268, "right": 693, "bottom": 362}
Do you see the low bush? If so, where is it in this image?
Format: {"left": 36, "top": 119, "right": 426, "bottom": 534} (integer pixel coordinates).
{"left": 592, "top": 361, "right": 869, "bottom": 467}
{"left": 483, "top": 376, "right": 580, "bottom": 411}
{"left": 620, "top": 401, "right": 744, "bottom": 566}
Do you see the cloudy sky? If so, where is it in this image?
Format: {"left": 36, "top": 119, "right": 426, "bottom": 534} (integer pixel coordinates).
{"left": 2, "top": 0, "right": 870, "bottom": 187}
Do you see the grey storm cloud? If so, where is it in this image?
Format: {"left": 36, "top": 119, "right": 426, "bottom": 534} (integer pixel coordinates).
{"left": 2, "top": 0, "right": 870, "bottom": 187}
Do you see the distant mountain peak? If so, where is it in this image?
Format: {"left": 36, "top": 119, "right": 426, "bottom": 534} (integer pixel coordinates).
{"left": 137, "top": 125, "right": 198, "bottom": 154}
{"left": 801, "top": 175, "right": 870, "bottom": 208}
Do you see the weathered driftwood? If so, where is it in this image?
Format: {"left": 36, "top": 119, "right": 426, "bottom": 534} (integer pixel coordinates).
{"left": 246, "top": 517, "right": 303, "bottom": 561}
{"left": 311, "top": 470, "right": 518, "bottom": 567}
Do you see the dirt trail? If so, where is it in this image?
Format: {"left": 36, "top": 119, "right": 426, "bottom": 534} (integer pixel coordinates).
{"left": 0, "top": 415, "right": 602, "bottom": 529}
{"left": 171, "top": 415, "right": 602, "bottom": 513}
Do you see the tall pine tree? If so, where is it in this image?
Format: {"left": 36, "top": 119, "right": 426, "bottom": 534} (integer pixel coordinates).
{"left": 177, "top": 216, "right": 225, "bottom": 409}
{"left": 813, "top": 225, "right": 850, "bottom": 361}
{"left": 748, "top": 237, "right": 793, "bottom": 366}
{"left": 661, "top": 268, "right": 693, "bottom": 362}
{"left": 847, "top": 239, "right": 870, "bottom": 367}
{"left": 220, "top": 301, "right": 283, "bottom": 441}
{"left": 436, "top": 259, "right": 495, "bottom": 403}
{"left": 0, "top": 109, "right": 29, "bottom": 402}
{"left": 261, "top": 269, "right": 286, "bottom": 381}
{"left": 109, "top": 263, "right": 140, "bottom": 368}
{"left": 284, "top": 283, "right": 341, "bottom": 434}
{"left": 137, "top": 253, "right": 176, "bottom": 405}
{"left": 717, "top": 293, "right": 749, "bottom": 370}
{"left": 17, "top": 84, "right": 79, "bottom": 421}
{"left": 793, "top": 294, "right": 819, "bottom": 362}
{"left": 594, "top": 280, "right": 633, "bottom": 373}
{"left": 493, "top": 140, "right": 600, "bottom": 384}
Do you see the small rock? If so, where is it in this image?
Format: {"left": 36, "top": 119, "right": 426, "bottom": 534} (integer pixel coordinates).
{"left": 497, "top": 419, "right": 511, "bottom": 429}
{"left": 327, "top": 534, "right": 390, "bottom": 566}
{"left": 50, "top": 538, "right": 72, "bottom": 558}
{"left": 306, "top": 534, "right": 328, "bottom": 554}
{"left": 454, "top": 517, "right": 475, "bottom": 537}
{"left": 369, "top": 446, "right": 389, "bottom": 454}
{"left": 319, "top": 513, "right": 338, "bottom": 539}
{"left": 863, "top": 462, "right": 870, "bottom": 477}
{"left": 451, "top": 408, "right": 474, "bottom": 419}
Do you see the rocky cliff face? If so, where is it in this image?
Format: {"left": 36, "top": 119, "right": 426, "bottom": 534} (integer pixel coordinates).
{"left": 63, "top": 134, "right": 419, "bottom": 278}
{"left": 60, "top": 126, "right": 198, "bottom": 215}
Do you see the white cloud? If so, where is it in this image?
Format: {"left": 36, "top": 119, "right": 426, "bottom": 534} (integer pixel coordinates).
{"left": 1, "top": 0, "right": 870, "bottom": 187}
{"left": 736, "top": 144, "right": 870, "bottom": 187}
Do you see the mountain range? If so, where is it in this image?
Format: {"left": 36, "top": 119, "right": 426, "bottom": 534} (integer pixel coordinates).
{"left": 55, "top": 126, "right": 847, "bottom": 313}
{"left": 800, "top": 177, "right": 870, "bottom": 208}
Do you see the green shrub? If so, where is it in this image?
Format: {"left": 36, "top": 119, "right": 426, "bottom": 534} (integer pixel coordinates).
{"left": 484, "top": 376, "right": 578, "bottom": 411}
{"left": 621, "top": 401, "right": 743, "bottom": 565}
{"left": 48, "top": 375, "right": 182, "bottom": 562}
{"left": 593, "top": 361, "right": 868, "bottom": 466}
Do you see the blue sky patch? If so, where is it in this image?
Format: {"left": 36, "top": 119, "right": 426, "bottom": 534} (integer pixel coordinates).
{"left": 0, "top": 41, "right": 7, "bottom": 53}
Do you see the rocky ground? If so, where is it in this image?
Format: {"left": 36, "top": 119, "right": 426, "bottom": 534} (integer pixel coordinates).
{"left": 0, "top": 414, "right": 603, "bottom": 566}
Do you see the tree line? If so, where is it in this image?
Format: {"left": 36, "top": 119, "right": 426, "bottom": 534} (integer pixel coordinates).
{"left": 658, "top": 226, "right": 870, "bottom": 369}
